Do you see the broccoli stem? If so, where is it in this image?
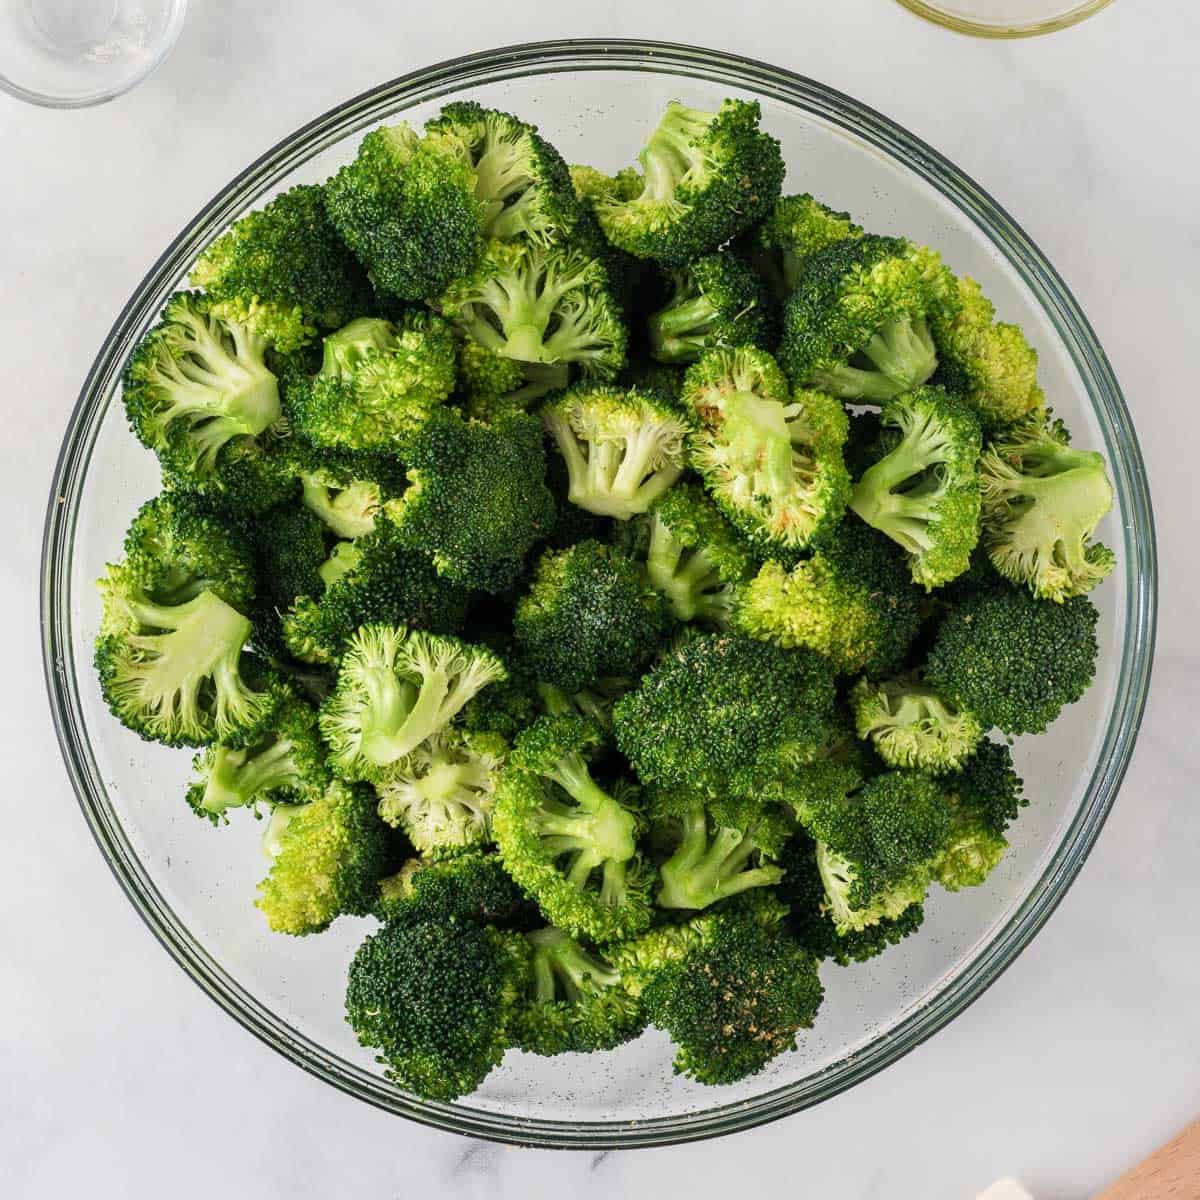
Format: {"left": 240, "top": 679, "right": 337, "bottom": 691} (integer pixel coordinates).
{"left": 359, "top": 669, "right": 422, "bottom": 765}
{"left": 647, "top": 518, "right": 727, "bottom": 623}
{"left": 199, "top": 737, "right": 301, "bottom": 816}
{"left": 813, "top": 317, "right": 937, "bottom": 401}
{"left": 657, "top": 807, "right": 784, "bottom": 910}
{"left": 649, "top": 289, "right": 717, "bottom": 362}
{"left": 640, "top": 105, "right": 712, "bottom": 202}
{"left": 721, "top": 391, "right": 794, "bottom": 497}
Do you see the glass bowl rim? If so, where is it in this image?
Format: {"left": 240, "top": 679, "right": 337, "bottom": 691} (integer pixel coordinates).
{"left": 40, "top": 38, "right": 1157, "bottom": 1149}
{"left": 894, "top": 0, "right": 1114, "bottom": 39}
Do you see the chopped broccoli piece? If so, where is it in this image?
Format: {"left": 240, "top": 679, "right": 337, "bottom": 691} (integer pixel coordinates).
{"left": 374, "top": 851, "right": 534, "bottom": 927}
{"left": 456, "top": 337, "right": 569, "bottom": 423}
{"left": 245, "top": 503, "right": 329, "bottom": 658}
{"left": 281, "top": 439, "right": 408, "bottom": 541}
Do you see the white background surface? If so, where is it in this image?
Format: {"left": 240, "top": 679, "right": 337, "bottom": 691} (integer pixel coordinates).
{"left": 2, "top": 2, "right": 1196, "bottom": 1197}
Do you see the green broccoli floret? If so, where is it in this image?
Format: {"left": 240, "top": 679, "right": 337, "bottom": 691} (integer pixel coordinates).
{"left": 185, "top": 695, "right": 328, "bottom": 822}
{"left": 281, "top": 439, "right": 408, "bottom": 541}
{"left": 733, "top": 517, "right": 922, "bottom": 676}
{"left": 511, "top": 926, "right": 645, "bottom": 1056}
{"left": 593, "top": 100, "right": 784, "bottom": 266}
{"left": 850, "top": 673, "right": 983, "bottom": 774}
{"left": 541, "top": 385, "right": 689, "bottom": 520}
{"left": 190, "top": 184, "right": 371, "bottom": 352}
{"left": 123, "top": 292, "right": 283, "bottom": 489}
{"left": 456, "top": 634, "right": 541, "bottom": 740}
{"left": 740, "top": 192, "right": 864, "bottom": 301}
{"left": 618, "top": 359, "right": 686, "bottom": 403}
{"left": 344, "top": 918, "right": 524, "bottom": 1099}
{"left": 438, "top": 239, "right": 628, "bottom": 379}
{"left": 380, "top": 407, "right": 554, "bottom": 592}
{"left": 425, "top": 102, "right": 584, "bottom": 246}
{"left": 779, "top": 235, "right": 959, "bottom": 401}
{"left": 931, "top": 275, "right": 1044, "bottom": 427}
{"left": 374, "top": 851, "right": 533, "bottom": 927}
{"left": 848, "top": 386, "right": 983, "bottom": 589}
{"left": 569, "top": 163, "right": 643, "bottom": 207}
{"left": 493, "top": 716, "right": 652, "bottom": 943}
{"left": 514, "top": 541, "right": 670, "bottom": 692}
{"left": 375, "top": 727, "right": 507, "bottom": 854}
{"left": 979, "top": 416, "right": 1115, "bottom": 602}
{"left": 647, "top": 250, "right": 774, "bottom": 364}
{"left": 535, "top": 678, "right": 630, "bottom": 733}
{"left": 613, "top": 633, "right": 838, "bottom": 795}
{"left": 456, "top": 337, "right": 569, "bottom": 423}
{"left": 319, "top": 624, "right": 506, "bottom": 783}
{"left": 281, "top": 516, "right": 468, "bottom": 665}
{"left": 924, "top": 583, "right": 1099, "bottom": 735}
{"left": 256, "top": 778, "right": 388, "bottom": 934}
{"left": 643, "top": 481, "right": 756, "bottom": 625}
{"left": 324, "top": 122, "right": 485, "bottom": 303}
{"left": 288, "top": 314, "right": 456, "bottom": 454}
{"left": 245, "top": 503, "right": 329, "bottom": 657}
{"left": 683, "top": 346, "right": 851, "bottom": 557}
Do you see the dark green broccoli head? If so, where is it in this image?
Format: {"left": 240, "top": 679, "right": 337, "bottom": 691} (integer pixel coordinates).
{"left": 385, "top": 407, "right": 556, "bottom": 592}
{"left": 456, "top": 336, "right": 570, "bottom": 424}
{"left": 191, "top": 185, "right": 372, "bottom": 352}
{"left": 594, "top": 100, "right": 785, "bottom": 266}
{"left": 647, "top": 250, "right": 776, "bottom": 365}
{"left": 924, "top": 583, "right": 1099, "bottom": 735}
{"left": 457, "top": 634, "right": 541, "bottom": 740}
{"left": 244, "top": 502, "right": 329, "bottom": 657}
{"left": 613, "top": 632, "right": 838, "bottom": 795}
{"left": 618, "top": 359, "right": 686, "bottom": 403}
{"left": 514, "top": 540, "right": 670, "bottom": 693}
{"left": 344, "top": 918, "right": 523, "bottom": 1099}
{"left": 325, "top": 123, "right": 485, "bottom": 303}
{"left": 374, "top": 851, "right": 534, "bottom": 928}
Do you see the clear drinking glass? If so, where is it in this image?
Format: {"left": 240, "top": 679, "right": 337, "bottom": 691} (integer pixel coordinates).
{"left": 895, "top": 0, "right": 1115, "bottom": 37}
{"left": 41, "top": 40, "right": 1157, "bottom": 1148}
{"left": 0, "top": 0, "right": 187, "bottom": 107}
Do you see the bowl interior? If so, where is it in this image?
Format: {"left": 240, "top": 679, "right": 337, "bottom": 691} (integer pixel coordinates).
{"left": 43, "top": 44, "right": 1154, "bottom": 1147}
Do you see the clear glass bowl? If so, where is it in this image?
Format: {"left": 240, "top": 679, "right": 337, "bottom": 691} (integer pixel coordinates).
{"left": 895, "top": 0, "right": 1114, "bottom": 37}
{"left": 41, "top": 40, "right": 1156, "bottom": 1148}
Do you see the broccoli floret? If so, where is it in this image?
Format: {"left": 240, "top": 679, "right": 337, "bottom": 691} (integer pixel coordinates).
{"left": 779, "top": 235, "right": 959, "bottom": 401}
{"left": 683, "top": 346, "right": 851, "bottom": 557}
{"left": 185, "top": 695, "right": 328, "bottom": 822}
{"left": 979, "top": 416, "right": 1115, "bottom": 602}
{"left": 438, "top": 239, "right": 627, "bottom": 379}
{"left": 378, "top": 407, "right": 555, "bottom": 592}
{"left": 190, "top": 185, "right": 371, "bottom": 352}
{"left": 931, "top": 275, "right": 1044, "bottom": 427}
{"left": 324, "top": 122, "right": 485, "bottom": 303}
{"left": 288, "top": 314, "right": 456, "bottom": 454}
{"left": 123, "top": 292, "right": 283, "bottom": 489}
{"left": 374, "top": 851, "right": 533, "bottom": 927}
{"left": 733, "top": 518, "right": 922, "bottom": 676}
{"left": 514, "top": 541, "right": 670, "bottom": 692}
{"left": 535, "top": 678, "right": 630, "bottom": 734}
{"left": 924, "top": 583, "right": 1099, "bottom": 735}
{"left": 613, "top": 633, "right": 838, "bottom": 795}
{"left": 281, "top": 516, "right": 468, "bottom": 665}
{"left": 344, "top": 918, "right": 524, "bottom": 1099}
{"left": 281, "top": 439, "right": 408, "bottom": 541}
{"left": 456, "top": 337, "right": 569, "bottom": 423}
{"left": 493, "top": 716, "right": 651, "bottom": 943}
{"left": 375, "top": 727, "right": 507, "bottom": 854}
{"left": 643, "top": 482, "right": 756, "bottom": 625}
{"left": 319, "top": 624, "right": 506, "bottom": 783}
{"left": 541, "top": 385, "right": 689, "bottom": 520}
{"left": 647, "top": 250, "right": 775, "bottom": 364}
{"left": 850, "top": 673, "right": 983, "bottom": 774}
{"left": 740, "top": 192, "right": 864, "bottom": 301}
{"left": 618, "top": 359, "right": 686, "bottom": 403}
{"left": 848, "top": 386, "right": 983, "bottom": 588}
{"left": 256, "top": 779, "right": 388, "bottom": 934}
{"left": 593, "top": 100, "right": 784, "bottom": 266}
{"left": 425, "top": 102, "right": 584, "bottom": 246}
{"left": 511, "top": 926, "right": 645, "bottom": 1056}
{"left": 245, "top": 503, "right": 329, "bottom": 658}
{"left": 569, "top": 163, "right": 643, "bottom": 207}
{"left": 457, "top": 634, "right": 542, "bottom": 740}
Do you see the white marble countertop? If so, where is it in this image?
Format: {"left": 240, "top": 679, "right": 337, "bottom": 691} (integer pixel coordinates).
{"left": 3, "top": 2, "right": 1196, "bottom": 1196}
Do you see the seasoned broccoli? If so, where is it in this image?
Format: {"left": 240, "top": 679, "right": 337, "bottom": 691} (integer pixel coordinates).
{"left": 924, "top": 582, "right": 1099, "bottom": 735}
{"left": 319, "top": 624, "right": 506, "bottom": 783}
{"left": 374, "top": 851, "right": 533, "bottom": 927}
{"left": 493, "top": 716, "right": 651, "bottom": 943}
{"left": 683, "top": 346, "right": 851, "bottom": 557}
{"left": 375, "top": 727, "right": 507, "bottom": 854}
{"left": 438, "top": 239, "right": 627, "bottom": 378}
{"left": 191, "top": 184, "right": 372, "bottom": 352}
{"left": 647, "top": 250, "right": 774, "bottom": 364}
{"left": 850, "top": 673, "right": 983, "bottom": 775}
{"left": 733, "top": 517, "right": 922, "bottom": 676}
{"left": 613, "top": 633, "right": 838, "bottom": 795}
{"left": 344, "top": 918, "right": 524, "bottom": 1099}
{"left": 849, "top": 386, "right": 983, "bottom": 589}
{"left": 511, "top": 926, "right": 645, "bottom": 1056}
{"left": 593, "top": 100, "right": 784, "bottom": 266}
{"left": 256, "top": 779, "right": 388, "bottom": 934}
{"left": 541, "top": 385, "right": 689, "bottom": 520}
{"left": 778, "top": 235, "right": 958, "bottom": 401}
{"left": 979, "top": 416, "right": 1115, "bottom": 602}
{"left": 288, "top": 313, "right": 456, "bottom": 454}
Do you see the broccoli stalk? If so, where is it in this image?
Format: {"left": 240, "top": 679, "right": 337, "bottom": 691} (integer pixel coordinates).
{"left": 816, "top": 317, "right": 938, "bottom": 402}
